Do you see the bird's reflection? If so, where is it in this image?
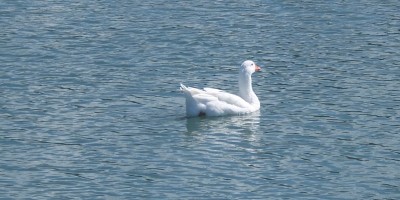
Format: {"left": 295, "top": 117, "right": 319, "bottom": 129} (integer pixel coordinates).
{"left": 185, "top": 111, "right": 261, "bottom": 143}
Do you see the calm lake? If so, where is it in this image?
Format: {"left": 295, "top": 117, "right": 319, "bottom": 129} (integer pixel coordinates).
{"left": 1, "top": 0, "right": 399, "bottom": 199}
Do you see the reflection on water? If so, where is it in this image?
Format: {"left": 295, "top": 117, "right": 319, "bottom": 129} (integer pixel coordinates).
{"left": 186, "top": 112, "right": 262, "bottom": 146}
{"left": 186, "top": 111, "right": 260, "bottom": 134}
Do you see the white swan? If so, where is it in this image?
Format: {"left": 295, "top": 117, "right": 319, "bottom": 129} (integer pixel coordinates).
{"left": 180, "top": 60, "right": 261, "bottom": 117}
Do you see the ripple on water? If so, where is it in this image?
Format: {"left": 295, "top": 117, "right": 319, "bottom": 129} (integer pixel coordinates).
{"left": 1, "top": 0, "right": 400, "bottom": 199}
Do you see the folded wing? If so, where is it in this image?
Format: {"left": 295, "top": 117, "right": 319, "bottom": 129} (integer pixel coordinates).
{"left": 180, "top": 84, "right": 251, "bottom": 116}
{"left": 203, "top": 87, "right": 250, "bottom": 108}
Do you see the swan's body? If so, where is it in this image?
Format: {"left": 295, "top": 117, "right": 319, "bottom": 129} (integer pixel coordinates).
{"left": 180, "top": 60, "right": 261, "bottom": 117}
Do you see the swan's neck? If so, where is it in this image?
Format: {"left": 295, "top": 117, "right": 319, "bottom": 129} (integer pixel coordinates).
{"left": 239, "top": 72, "right": 259, "bottom": 106}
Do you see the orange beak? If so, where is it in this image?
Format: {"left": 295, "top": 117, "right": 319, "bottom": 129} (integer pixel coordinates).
{"left": 255, "top": 65, "right": 261, "bottom": 72}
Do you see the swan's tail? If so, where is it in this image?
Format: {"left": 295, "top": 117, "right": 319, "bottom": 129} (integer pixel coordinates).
{"left": 180, "top": 83, "right": 188, "bottom": 92}
{"left": 180, "top": 83, "right": 200, "bottom": 116}
{"left": 180, "top": 83, "right": 204, "bottom": 95}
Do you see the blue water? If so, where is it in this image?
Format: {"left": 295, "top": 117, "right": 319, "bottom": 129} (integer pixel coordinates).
{"left": 1, "top": 0, "right": 400, "bottom": 199}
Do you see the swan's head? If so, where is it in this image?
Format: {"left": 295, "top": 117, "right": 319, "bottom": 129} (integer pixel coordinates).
{"left": 241, "top": 60, "right": 261, "bottom": 74}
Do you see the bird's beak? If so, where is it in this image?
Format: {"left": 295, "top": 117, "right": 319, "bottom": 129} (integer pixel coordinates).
{"left": 255, "top": 65, "right": 261, "bottom": 72}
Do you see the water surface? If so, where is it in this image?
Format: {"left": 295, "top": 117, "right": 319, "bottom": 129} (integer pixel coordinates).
{"left": 1, "top": 0, "right": 399, "bottom": 199}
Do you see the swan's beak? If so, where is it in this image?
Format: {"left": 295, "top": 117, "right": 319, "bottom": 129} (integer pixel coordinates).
{"left": 255, "top": 65, "right": 261, "bottom": 72}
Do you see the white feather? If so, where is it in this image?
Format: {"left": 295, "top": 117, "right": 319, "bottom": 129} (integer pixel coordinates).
{"left": 180, "top": 60, "right": 261, "bottom": 117}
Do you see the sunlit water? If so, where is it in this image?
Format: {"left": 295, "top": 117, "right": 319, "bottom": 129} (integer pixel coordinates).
{"left": 1, "top": 0, "right": 399, "bottom": 199}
